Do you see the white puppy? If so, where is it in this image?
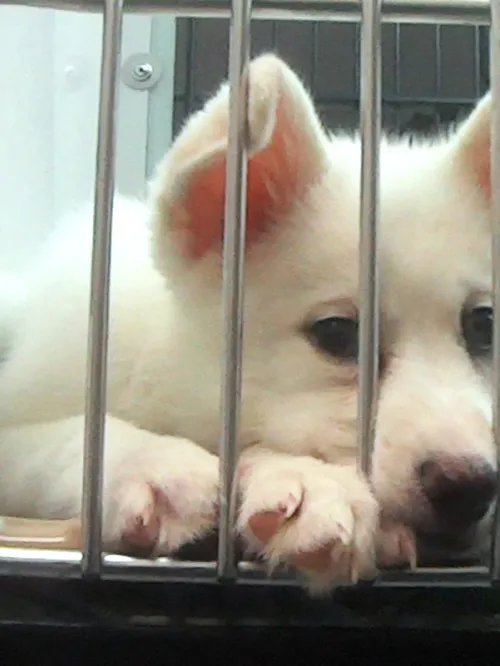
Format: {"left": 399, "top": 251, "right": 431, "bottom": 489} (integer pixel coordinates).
{"left": 0, "top": 54, "right": 495, "bottom": 594}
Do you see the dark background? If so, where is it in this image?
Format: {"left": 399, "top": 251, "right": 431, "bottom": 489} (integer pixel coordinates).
{"left": 173, "top": 19, "right": 490, "bottom": 137}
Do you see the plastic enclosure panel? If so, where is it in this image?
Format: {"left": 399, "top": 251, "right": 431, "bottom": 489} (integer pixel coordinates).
{"left": 173, "top": 19, "right": 488, "bottom": 137}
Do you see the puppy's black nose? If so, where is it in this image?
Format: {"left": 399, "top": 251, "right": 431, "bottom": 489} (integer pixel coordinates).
{"left": 419, "top": 457, "right": 497, "bottom": 529}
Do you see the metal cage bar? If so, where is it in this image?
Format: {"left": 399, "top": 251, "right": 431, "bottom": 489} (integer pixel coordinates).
{"left": 0, "top": 546, "right": 490, "bottom": 586}
{"left": 80, "top": 0, "right": 124, "bottom": 578}
{"left": 357, "top": 0, "right": 382, "bottom": 475}
{"left": 0, "top": 0, "right": 494, "bottom": 24}
{"left": 216, "top": 0, "right": 252, "bottom": 582}
{"left": 490, "top": 0, "right": 500, "bottom": 583}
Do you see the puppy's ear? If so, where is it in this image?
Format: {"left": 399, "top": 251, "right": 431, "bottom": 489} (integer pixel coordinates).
{"left": 150, "top": 53, "right": 329, "bottom": 272}
{"left": 451, "top": 92, "right": 492, "bottom": 200}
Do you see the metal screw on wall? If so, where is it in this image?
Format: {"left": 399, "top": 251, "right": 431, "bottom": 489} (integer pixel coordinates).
{"left": 133, "top": 62, "right": 153, "bottom": 82}
{"left": 122, "top": 53, "right": 162, "bottom": 91}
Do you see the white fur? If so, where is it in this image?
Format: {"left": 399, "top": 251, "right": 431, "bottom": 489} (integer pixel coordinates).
{"left": 0, "top": 55, "right": 494, "bottom": 594}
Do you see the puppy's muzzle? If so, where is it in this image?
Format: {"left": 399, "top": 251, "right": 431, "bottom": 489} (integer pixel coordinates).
{"left": 419, "top": 456, "right": 496, "bottom": 528}
{"left": 414, "top": 455, "right": 497, "bottom": 565}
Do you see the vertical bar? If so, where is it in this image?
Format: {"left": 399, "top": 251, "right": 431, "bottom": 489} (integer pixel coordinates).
{"left": 216, "top": 0, "right": 252, "bottom": 581}
{"left": 473, "top": 26, "right": 482, "bottom": 99}
{"left": 355, "top": 22, "right": 361, "bottom": 97}
{"left": 312, "top": 22, "right": 319, "bottom": 94}
{"left": 395, "top": 23, "right": 401, "bottom": 98}
{"left": 357, "top": 0, "right": 382, "bottom": 475}
{"left": 185, "top": 20, "right": 197, "bottom": 123}
{"left": 435, "top": 25, "right": 442, "bottom": 95}
{"left": 490, "top": 0, "right": 500, "bottom": 583}
{"left": 81, "top": 0, "right": 124, "bottom": 578}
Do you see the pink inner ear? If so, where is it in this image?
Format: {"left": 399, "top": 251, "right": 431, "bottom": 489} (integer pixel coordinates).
{"left": 177, "top": 100, "right": 308, "bottom": 260}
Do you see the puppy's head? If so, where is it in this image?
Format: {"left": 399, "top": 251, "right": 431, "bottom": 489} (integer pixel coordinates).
{"left": 149, "top": 54, "right": 497, "bottom": 567}
{"left": 149, "top": 53, "right": 362, "bottom": 458}
{"left": 372, "top": 94, "right": 496, "bottom": 566}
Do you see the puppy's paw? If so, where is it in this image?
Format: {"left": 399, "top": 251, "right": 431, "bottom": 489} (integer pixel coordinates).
{"left": 103, "top": 438, "right": 219, "bottom": 557}
{"left": 237, "top": 453, "right": 379, "bottom": 594}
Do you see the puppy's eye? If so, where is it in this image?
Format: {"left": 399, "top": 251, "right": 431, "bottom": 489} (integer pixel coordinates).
{"left": 306, "top": 316, "right": 358, "bottom": 360}
{"left": 461, "top": 306, "right": 493, "bottom": 356}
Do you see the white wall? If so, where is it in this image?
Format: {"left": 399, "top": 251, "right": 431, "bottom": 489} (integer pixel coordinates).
{"left": 0, "top": 6, "right": 176, "bottom": 273}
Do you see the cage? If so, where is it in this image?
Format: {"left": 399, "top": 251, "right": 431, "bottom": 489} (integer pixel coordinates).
{"left": 0, "top": 0, "right": 500, "bottom": 661}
